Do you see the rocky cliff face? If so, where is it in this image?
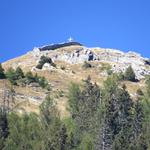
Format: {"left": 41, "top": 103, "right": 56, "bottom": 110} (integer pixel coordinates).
{"left": 31, "top": 42, "right": 150, "bottom": 80}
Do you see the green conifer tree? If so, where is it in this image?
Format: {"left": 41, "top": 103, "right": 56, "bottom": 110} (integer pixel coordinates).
{"left": 15, "top": 67, "right": 24, "bottom": 80}
{"left": 6, "top": 68, "right": 17, "bottom": 85}
{"left": 124, "top": 66, "right": 136, "bottom": 82}
{"left": 96, "top": 76, "right": 135, "bottom": 150}
{"left": 0, "top": 107, "right": 8, "bottom": 149}
{"left": 68, "top": 77, "right": 101, "bottom": 149}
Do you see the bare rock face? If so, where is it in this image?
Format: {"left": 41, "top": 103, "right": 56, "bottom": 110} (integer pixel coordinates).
{"left": 31, "top": 44, "right": 150, "bottom": 80}
{"left": 53, "top": 48, "right": 98, "bottom": 63}
{"left": 42, "top": 63, "right": 55, "bottom": 71}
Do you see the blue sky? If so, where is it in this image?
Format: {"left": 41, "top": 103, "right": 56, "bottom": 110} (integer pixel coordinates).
{"left": 0, "top": 0, "right": 150, "bottom": 62}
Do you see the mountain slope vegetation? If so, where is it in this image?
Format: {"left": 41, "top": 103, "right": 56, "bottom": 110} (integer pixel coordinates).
{"left": 0, "top": 42, "right": 150, "bottom": 149}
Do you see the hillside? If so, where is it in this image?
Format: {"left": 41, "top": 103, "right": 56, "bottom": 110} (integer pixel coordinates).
{"left": 1, "top": 41, "right": 150, "bottom": 117}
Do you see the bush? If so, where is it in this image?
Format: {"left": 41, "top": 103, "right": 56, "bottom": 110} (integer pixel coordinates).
{"left": 36, "top": 63, "right": 43, "bottom": 69}
{"left": 6, "top": 68, "right": 17, "bottom": 85}
{"left": 4, "top": 66, "right": 49, "bottom": 89}
{"left": 38, "top": 76, "right": 48, "bottom": 88}
{"left": 25, "top": 71, "right": 36, "bottom": 84}
{"left": 117, "top": 72, "right": 125, "bottom": 81}
{"left": 15, "top": 67, "right": 24, "bottom": 80}
{"left": 46, "top": 84, "right": 52, "bottom": 91}
{"left": 24, "top": 72, "right": 49, "bottom": 89}
{"left": 36, "top": 56, "right": 56, "bottom": 69}
{"left": 0, "top": 63, "right": 5, "bottom": 79}
{"left": 124, "top": 66, "right": 136, "bottom": 82}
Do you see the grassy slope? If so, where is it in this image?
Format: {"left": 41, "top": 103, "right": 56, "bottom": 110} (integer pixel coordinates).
{"left": 0, "top": 46, "right": 146, "bottom": 118}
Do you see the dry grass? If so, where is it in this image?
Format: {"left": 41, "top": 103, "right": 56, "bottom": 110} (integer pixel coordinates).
{"left": 0, "top": 46, "right": 147, "bottom": 118}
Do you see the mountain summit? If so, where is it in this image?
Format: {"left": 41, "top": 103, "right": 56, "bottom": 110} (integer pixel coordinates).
{"left": 3, "top": 41, "right": 150, "bottom": 79}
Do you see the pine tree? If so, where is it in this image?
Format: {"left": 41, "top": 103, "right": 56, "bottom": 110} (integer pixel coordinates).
{"left": 59, "top": 124, "right": 68, "bottom": 150}
{"left": 6, "top": 68, "right": 17, "bottom": 85}
{"left": 129, "top": 99, "right": 147, "bottom": 150}
{"left": 4, "top": 113, "right": 43, "bottom": 150}
{"left": 140, "top": 76, "right": 150, "bottom": 149}
{"left": 96, "top": 76, "right": 135, "bottom": 150}
{"left": 39, "top": 95, "right": 64, "bottom": 150}
{"left": 25, "top": 71, "right": 35, "bottom": 84}
{"left": 4, "top": 96, "right": 69, "bottom": 150}
{"left": 0, "top": 107, "right": 8, "bottom": 149}
{"left": 0, "top": 64, "right": 5, "bottom": 79}
{"left": 15, "top": 67, "right": 24, "bottom": 80}
{"left": 36, "top": 56, "right": 56, "bottom": 69}
{"left": 68, "top": 82, "right": 81, "bottom": 119}
{"left": 124, "top": 66, "right": 136, "bottom": 82}
{"left": 69, "top": 77, "right": 101, "bottom": 132}
{"left": 38, "top": 76, "right": 48, "bottom": 88}
{"left": 68, "top": 77, "right": 101, "bottom": 149}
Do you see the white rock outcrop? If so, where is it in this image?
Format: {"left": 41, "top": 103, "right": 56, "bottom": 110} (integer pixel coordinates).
{"left": 42, "top": 63, "right": 55, "bottom": 71}
{"left": 31, "top": 45, "right": 150, "bottom": 80}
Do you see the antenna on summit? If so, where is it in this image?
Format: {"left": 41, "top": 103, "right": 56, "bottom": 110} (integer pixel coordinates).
{"left": 68, "top": 37, "right": 74, "bottom": 42}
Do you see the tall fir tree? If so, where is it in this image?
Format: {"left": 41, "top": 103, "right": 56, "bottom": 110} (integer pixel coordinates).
{"left": 6, "top": 68, "right": 17, "bottom": 85}
{"left": 15, "top": 67, "right": 24, "bottom": 80}
{"left": 0, "top": 107, "right": 8, "bottom": 149}
{"left": 124, "top": 66, "right": 136, "bottom": 82}
{"left": 141, "top": 76, "right": 150, "bottom": 149}
{"left": 96, "top": 76, "right": 135, "bottom": 150}
{"left": 68, "top": 77, "right": 101, "bottom": 149}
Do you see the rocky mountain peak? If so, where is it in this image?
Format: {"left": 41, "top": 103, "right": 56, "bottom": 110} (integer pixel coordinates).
{"left": 1, "top": 41, "right": 150, "bottom": 116}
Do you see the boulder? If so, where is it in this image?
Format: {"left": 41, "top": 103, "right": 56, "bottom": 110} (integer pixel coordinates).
{"left": 42, "top": 63, "right": 55, "bottom": 71}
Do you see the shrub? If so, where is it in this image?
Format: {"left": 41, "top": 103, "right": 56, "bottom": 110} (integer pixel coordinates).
{"left": 5, "top": 67, "right": 24, "bottom": 85}
{"left": 15, "top": 67, "right": 24, "bottom": 80}
{"left": 117, "top": 72, "right": 125, "bottom": 81}
{"left": 36, "top": 56, "right": 56, "bottom": 69}
{"left": 38, "top": 76, "right": 48, "bottom": 88}
{"left": 46, "top": 84, "right": 52, "bottom": 91}
{"left": 36, "top": 63, "right": 43, "bottom": 69}
{"left": 0, "top": 63, "right": 5, "bottom": 79}
{"left": 6, "top": 68, "right": 17, "bottom": 85}
{"left": 5, "top": 66, "right": 49, "bottom": 89}
{"left": 24, "top": 72, "right": 49, "bottom": 89}
{"left": 124, "top": 66, "right": 136, "bottom": 82}
{"left": 25, "top": 71, "right": 36, "bottom": 84}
